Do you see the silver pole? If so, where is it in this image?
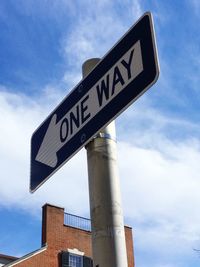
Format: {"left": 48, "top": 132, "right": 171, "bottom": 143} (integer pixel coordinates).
{"left": 83, "top": 59, "right": 128, "bottom": 267}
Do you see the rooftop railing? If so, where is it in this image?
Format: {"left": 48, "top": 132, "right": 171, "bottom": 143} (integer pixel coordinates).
{"left": 64, "top": 212, "right": 91, "bottom": 232}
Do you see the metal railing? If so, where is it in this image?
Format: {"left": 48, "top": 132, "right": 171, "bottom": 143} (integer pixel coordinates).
{"left": 64, "top": 212, "right": 91, "bottom": 232}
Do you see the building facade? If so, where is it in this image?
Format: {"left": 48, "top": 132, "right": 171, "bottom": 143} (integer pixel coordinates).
{"left": 2, "top": 204, "right": 135, "bottom": 267}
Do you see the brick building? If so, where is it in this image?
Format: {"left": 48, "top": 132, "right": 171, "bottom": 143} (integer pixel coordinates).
{"left": 2, "top": 204, "right": 135, "bottom": 267}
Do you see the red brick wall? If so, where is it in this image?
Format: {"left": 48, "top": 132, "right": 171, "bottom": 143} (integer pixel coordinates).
{"left": 125, "top": 226, "right": 135, "bottom": 267}
{"left": 11, "top": 204, "right": 134, "bottom": 267}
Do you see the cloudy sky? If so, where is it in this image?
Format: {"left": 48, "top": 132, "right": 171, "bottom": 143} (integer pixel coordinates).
{"left": 0, "top": 0, "right": 200, "bottom": 266}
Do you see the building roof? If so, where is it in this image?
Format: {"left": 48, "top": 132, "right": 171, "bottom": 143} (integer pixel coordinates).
{"left": 0, "top": 254, "right": 18, "bottom": 261}
{"left": 3, "top": 246, "right": 47, "bottom": 267}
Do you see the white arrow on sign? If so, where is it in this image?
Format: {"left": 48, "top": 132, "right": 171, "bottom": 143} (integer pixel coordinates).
{"left": 36, "top": 40, "right": 143, "bottom": 168}
{"left": 35, "top": 114, "right": 60, "bottom": 167}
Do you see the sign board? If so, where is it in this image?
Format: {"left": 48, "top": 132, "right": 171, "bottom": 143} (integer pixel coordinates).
{"left": 30, "top": 12, "right": 159, "bottom": 192}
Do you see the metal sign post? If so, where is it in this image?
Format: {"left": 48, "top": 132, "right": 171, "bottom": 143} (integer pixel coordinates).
{"left": 83, "top": 59, "right": 128, "bottom": 267}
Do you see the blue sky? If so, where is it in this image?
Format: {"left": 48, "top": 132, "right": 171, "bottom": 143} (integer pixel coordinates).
{"left": 0, "top": 0, "right": 200, "bottom": 266}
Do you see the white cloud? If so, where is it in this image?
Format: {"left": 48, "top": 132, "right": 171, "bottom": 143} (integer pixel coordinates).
{"left": 0, "top": 88, "right": 90, "bottom": 216}
{"left": 61, "top": 0, "right": 143, "bottom": 88}
{"left": 118, "top": 137, "right": 200, "bottom": 265}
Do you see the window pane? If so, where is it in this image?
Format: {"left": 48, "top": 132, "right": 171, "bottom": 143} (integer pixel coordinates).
{"left": 69, "top": 254, "right": 82, "bottom": 267}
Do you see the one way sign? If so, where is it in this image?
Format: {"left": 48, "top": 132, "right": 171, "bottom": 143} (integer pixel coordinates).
{"left": 30, "top": 12, "right": 159, "bottom": 192}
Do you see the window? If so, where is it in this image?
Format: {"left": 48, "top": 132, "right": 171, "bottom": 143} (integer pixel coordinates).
{"left": 69, "top": 253, "right": 83, "bottom": 267}
{"left": 61, "top": 251, "right": 93, "bottom": 267}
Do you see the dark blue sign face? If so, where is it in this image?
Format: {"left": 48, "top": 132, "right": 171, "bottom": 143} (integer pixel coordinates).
{"left": 30, "top": 12, "right": 159, "bottom": 192}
